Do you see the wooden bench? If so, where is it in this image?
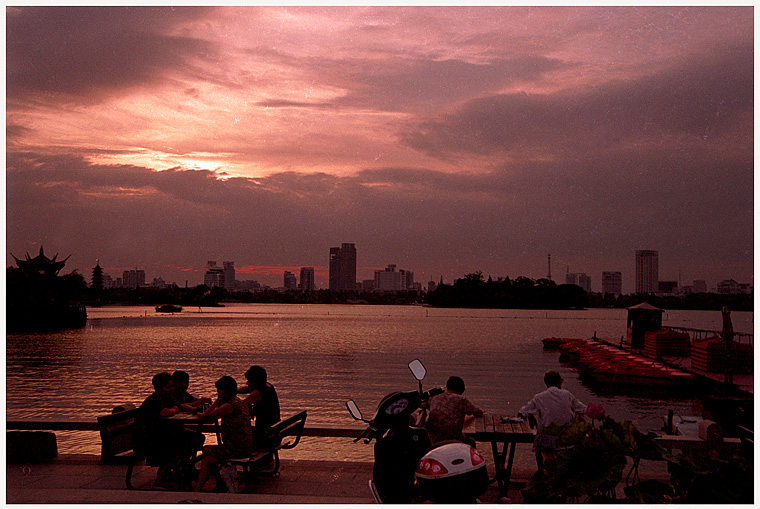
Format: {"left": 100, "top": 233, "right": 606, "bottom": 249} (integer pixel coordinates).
{"left": 229, "top": 410, "right": 308, "bottom": 479}
{"left": 97, "top": 404, "right": 213, "bottom": 490}
{"left": 96, "top": 406, "right": 146, "bottom": 490}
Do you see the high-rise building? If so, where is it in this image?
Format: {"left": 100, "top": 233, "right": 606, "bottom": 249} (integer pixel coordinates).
{"left": 299, "top": 267, "right": 315, "bottom": 291}
{"left": 375, "top": 264, "right": 403, "bottom": 291}
{"left": 693, "top": 280, "right": 707, "bottom": 293}
{"left": 123, "top": 269, "right": 145, "bottom": 288}
{"left": 329, "top": 243, "right": 357, "bottom": 291}
{"left": 601, "top": 271, "right": 622, "bottom": 295}
{"left": 374, "top": 264, "right": 414, "bottom": 292}
{"left": 223, "top": 261, "right": 236, "bottom": 290}
{"left": 635, "top": 250, "right": 658, "bottom": 293}
{"left": 204, "top": 261, "right": 224, "bottom": 287}
{"left": 566, "top": 272, "right": 591, "bottom": 293}
{"left": 284, "top": 271, "right": 297, "bottom": 290}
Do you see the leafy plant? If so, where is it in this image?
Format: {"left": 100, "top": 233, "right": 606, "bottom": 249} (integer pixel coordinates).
{"left": 665, "top": 452, "right": 753, "bottom": 503}
{"left": 521, "top": 417, "right": 665, "bottom": 503}
{"left": 521, "top": 416, "right": 754, "bottom": 504}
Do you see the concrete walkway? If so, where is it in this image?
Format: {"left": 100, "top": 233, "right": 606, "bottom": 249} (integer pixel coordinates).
{"left": 7, "top": 453, "right": 672, "bottom": 504}
{"left": 7, "top": 454, "right": 378, "bottom": 504}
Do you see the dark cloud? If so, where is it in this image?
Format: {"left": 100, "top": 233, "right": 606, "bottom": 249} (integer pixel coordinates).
{"left": 334, "top": 56, "right": 567, "bottom": 114}
{"left": 7, "top": 148, "right": 753, "bottom": 289}
{"left": 6, "top": 6, "right": 217, "bottom": 103}
{"left": 402, "top": 44, "right": 753, "bottom": 160}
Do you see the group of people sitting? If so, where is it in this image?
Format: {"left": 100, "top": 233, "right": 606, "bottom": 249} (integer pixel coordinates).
{"left": 136, "top": 367, "right": 586, "bottom": 490}
{"left": 134, "top": 366, "right": 280, "bottom": 491}
{"left": 422, "top": 370, "right": 589, "bottom": 475}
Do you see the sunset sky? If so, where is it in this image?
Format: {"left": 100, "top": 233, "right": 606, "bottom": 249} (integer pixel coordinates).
{"left": 6, "top": 6, "right": 754, "bottom": 292}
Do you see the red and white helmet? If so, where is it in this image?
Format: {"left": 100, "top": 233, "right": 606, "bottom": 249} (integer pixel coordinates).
{"left": 415, "top": 441, "right": 489, "bottom": 503}
{"left": 416, "top": 441, "right": 486, "bottom": 479}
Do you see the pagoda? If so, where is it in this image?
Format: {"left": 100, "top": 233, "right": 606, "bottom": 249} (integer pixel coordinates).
{"left": 7, "top": 246, "right": 87, "bottom": 332}
{"left": 11, "top": 246, "right": 70, "bottom": 277}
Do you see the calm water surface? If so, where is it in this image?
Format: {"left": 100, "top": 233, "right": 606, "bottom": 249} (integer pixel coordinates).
{"left": 7, "top": 304, "right": 753, "bottom": 460}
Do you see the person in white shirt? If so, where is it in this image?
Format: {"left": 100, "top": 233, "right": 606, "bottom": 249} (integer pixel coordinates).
{"left": 518, "top": 370, "right": 586, "bottom": 474}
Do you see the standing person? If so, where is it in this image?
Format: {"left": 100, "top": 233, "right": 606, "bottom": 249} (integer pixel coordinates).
{"left": 518, "top": 370, "right": 586, "bottom": 474}
{"left": 239, "top": 365, "right": 281, "bottom": 447}
{"left": 424, "top": 376, "right": 483, "bottom": 446}
{"left": 194, "top": 376, "right": 253, "bottom": 492}
{"left": 171, "top": 370, "right": 212, "bottom": 411}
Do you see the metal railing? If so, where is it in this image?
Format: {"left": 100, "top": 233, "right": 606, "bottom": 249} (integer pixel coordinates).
{"left": 6, "top": 420, "right": 364, "bottom": 437}
{"left": 668, "top": 326, "right": 753, "bottom": 347}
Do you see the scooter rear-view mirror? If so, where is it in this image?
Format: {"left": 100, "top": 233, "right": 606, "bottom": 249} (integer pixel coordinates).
{"left": 408, "top": 359, "right": 426, "bottom": 381}
{"left": 346, "top": 399, "right": 363, "bottom": 421}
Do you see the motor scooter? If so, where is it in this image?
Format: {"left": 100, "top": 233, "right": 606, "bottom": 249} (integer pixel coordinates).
{"left": 346, "top": 359, "right": 443, "bottom": 503}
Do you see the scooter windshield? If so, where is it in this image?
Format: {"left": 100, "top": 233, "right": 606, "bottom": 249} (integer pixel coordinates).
{"left": 384, "top": 396, "right": 410, "bottom": 415}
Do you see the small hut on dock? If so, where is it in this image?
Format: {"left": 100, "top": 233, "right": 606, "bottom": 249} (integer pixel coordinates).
{"left": 625, "top": 302, "right": 663, "bottom": 349}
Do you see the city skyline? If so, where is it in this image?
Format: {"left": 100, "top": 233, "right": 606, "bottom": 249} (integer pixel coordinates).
{"left": 78, "top": 246, "right": 746, "bottom": 294}
{"left": 6, "top": 7, "right": 753, "bottom": 294}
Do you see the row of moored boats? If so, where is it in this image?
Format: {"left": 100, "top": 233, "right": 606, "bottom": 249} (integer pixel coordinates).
{"left": 543, "top": 337, "right": 697, "bottom": 387}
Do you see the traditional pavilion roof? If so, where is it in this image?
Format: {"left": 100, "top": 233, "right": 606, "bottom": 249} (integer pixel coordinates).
{"left": 11, "top": 246, "right": 70, "bottom": 277}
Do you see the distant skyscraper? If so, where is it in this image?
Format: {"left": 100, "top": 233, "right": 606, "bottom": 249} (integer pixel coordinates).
{"left": 204, "top": 261, "right": 224, "bottom": 287}
{"left": 223, "top": 261, "right": 236, "bottom": 290}
{"left": 602, "top": 271, "right": 622, "bottom": 295}
{"left": 635, "top": 250, "right": 658, "bottom": 293}
{"left": 123, "top": 269, "right": 145, "bottom": 288}
{"left": 693, "top": 280, "right": 707, "bottom": 293}
{"left": 284, "top": 271, "right": 297, "bottom": 290}
{"left": 374, "top": 264, "right": 414, "bottom": 292}
{"left": 566, "top": 272, "right": 591, "bottom": 293}
{"left": 299, "top": 267, "right": 315, "bottom": 291}
{"left": 329, "top": 243, "right": 357, "bottom": 291}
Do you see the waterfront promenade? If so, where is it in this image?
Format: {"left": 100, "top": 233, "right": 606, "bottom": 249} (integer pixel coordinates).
{"left": 7, "top": 449, "right": 673, "bottom": 504}
{"left": 7, "top": 455, "right": 376, "bottom": 504}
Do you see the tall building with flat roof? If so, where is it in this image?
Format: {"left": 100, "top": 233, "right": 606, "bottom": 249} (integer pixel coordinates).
{"left": 373, "top": 264, "right": 415, "bottom": 292}
{"left": 284, "top": 271, "right": 297, "bottom": 290}
{"left": 299, "top": 267, "right": 315, "bottom": 291}
{"left": 329, "top": 243, "right": 357, "bottom": 291}
{"left": 635, "top": 250, "right": 658, "bottom": 293}
{"left": 204, "top": 261, "right": 224, "bottom": 288}
{"left": 566, "top": 272, "right": 591, "bottom": 293}
{"left": 602, "top": 271, "right": 622, "bottom": 295}
{"left": 123, "top": 269, "right": 145, "bottom": 288}
{"left": 223, "top": 261, "right": 236, "bottom": 290}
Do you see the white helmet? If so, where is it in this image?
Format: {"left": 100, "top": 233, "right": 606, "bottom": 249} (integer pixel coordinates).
{"left": 416, "top": 441, "right": 486, "bottom": 479}
{"left": 415, "top": 441, "right": 488, "bottom": 502}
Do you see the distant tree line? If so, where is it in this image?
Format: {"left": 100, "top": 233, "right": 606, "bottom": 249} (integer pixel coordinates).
{"left": 425, "top": 272, "right": 589, "bottom": 309}
{"left": 70, "top": 269, "right": 753, "bottom": 312}
{"left": 426, "top": 272, "right": 753, "bottom": 312}
{"left": 83, "top": 285, "right": 423, "bottom": 307}
{"left": 589, "top": 291, "right": 753, "bottom": 312}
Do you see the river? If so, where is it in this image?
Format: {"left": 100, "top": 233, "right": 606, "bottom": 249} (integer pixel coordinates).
{"left": 6, "top": 304, "right": 753, "bottom": 460}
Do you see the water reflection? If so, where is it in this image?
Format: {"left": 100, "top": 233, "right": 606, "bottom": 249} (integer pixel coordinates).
{"left": 7, "top": 304, "right": 746, "bottom": 454}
